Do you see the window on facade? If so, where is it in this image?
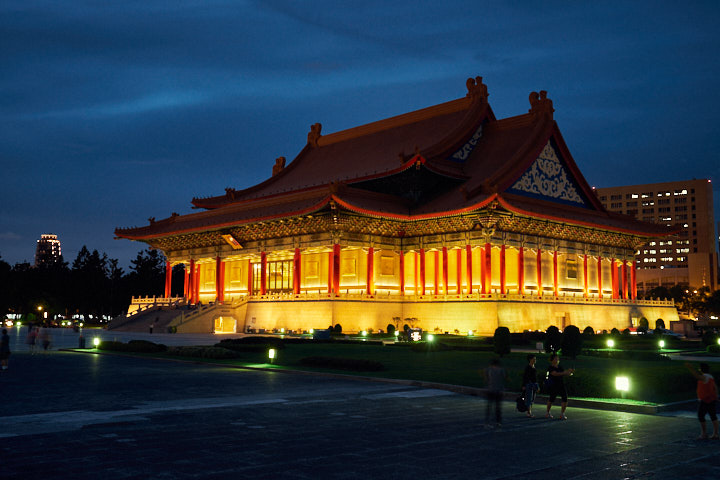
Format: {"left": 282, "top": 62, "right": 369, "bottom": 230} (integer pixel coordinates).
{"left": 641, "top": 193, "right": 652, "bottom": 198}
{"left": 642, "top": 200, "right": 655, "bottom": 206}
{"left": 674, "top": 189, "right": 688, "bottom": 195}
{"left": 611, "top": 202, "right": 622, "bottom": 209}
{"left": 611, "top": 194, "right": 622, "bottom": 200}
{"left": 626, "top": 201, "right": 637, "bottom": 207}
{"left": 631, "top": 194, "right": 639, "bottom": 199}
{"left": 658, "top": 207, "right": 671, "bottom": 213}
{"left": 566, "top": 258, "right": 577, "bottom": 279}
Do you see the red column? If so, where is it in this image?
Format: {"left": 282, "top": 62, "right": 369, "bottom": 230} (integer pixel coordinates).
{"left": 399, "top": 251, "right": 405, "bottom": 295}
{"left": 536, "top": 249, "right": 542, "bottom": 297}
{"left": 327, "top": 249, "right": 334, "bottom": 294}
{"left": 164, "top": 260, "right": 172, "bottom": 298}
{"left": 442, "top": 247, "right": 449, "bottom": 295}
{"left": 366, "top": 247, "right": 374, "bottom": 295}
{"left": 484, "top": 243, "right": 492, "bottom": 293}
{"left": 183, "top": 265, "right": 189, "bottom": 298}
{"left": 188, "top": 259, "right": 195, "bottom": 304}
{"left": 260, "top": 252, "right": 267, "bottom": 296}
{"left": 332, "top": 243, "right": 341, "bottom": 294}
{"left": 597, "top": 256, "right": 603, "bottom": 299}
{"left": 466, "top": 245, "right": 473, "bottom": 294}
{"left": 419, "top": 249, "right": 426, "bottom": 295}
{"left": 293, "top": 248, "right": 301, "bottom": 295}
{"left": 610, "top": 258, "right": 617, "bottom": 299}
{"left": 621, "top": 260, "right": 628, "bottom": 299}
{"left": 631, "top": 260, "right": 637, "bottom": 300}
{"left": 553, "top": 250, "right": 559, "bottom": 297}
{"left": 434, "top": 250, "right": 440, "bottom": 295}
{"left": 215, "top": 256, "right": 224, "bottom": 304}
{"left": 456, "top": 249, "right": 462, "bottom": 295}
{"left": 583, "top": 254, "right": 588, "bottom": 298}
{"left": 499, "top": 245, "right": 506, "bottom": 295}
{"left": 518, "top": 247, "right": 525, "bottom": 295}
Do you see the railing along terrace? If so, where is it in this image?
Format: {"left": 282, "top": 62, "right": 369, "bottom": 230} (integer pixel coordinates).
{"left": 249, "top": 291, "right": 674, "bottom": 306}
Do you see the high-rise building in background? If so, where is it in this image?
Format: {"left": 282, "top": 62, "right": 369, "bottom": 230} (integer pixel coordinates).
{"left": 595, "top": 179, "right": 717, "bottom": 293}
{"left": 34, "top": 234, "right": 62, "bottom": 267}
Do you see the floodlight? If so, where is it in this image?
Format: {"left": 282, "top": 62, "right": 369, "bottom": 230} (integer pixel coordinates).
{"left": 658, "top": 340, "right": 665, "bottom": 349}
{"left": 615, "top": 376, "right": 630, "bottom": 392}
{"left": 268, "top": 348, "right": 276, "bottom": 363}
{"left": 93, "top": 338, "right": 100, "bottom": 347}
{"left": 607, "top": 339, "right": 615, "bottom": 348}
{"left": 427, "top": 334, "right": 435, "bottom": 342}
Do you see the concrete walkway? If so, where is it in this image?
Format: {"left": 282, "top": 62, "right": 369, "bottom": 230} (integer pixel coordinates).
{"left": 1, "top": 350, "right": 719, "bottom": 479}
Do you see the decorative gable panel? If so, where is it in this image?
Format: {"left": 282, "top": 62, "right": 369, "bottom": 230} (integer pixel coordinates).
{"left": 508, "top": 141, "right": 589, "bottom": 208}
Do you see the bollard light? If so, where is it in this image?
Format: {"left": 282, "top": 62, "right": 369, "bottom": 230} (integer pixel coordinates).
{"left": 615, "top": 376, "right": 630, "bottom": 392}
{"left": 309, "top": 328, "right": 314, "bottom": 334}
{"left": 717, "top": 337, "right": 720, "bottom": 346}
{"left": 361, "top": 330, "right": 367, "bottom": 337}
{"left": 658, "top": 340, "right": 665, "bottom": 349}
{"left": 268, "top": 348, "right": 276, "bottom": 363}
{"left": 394, "top": 330, "right": 399, "bottom": 337}
{"left": 93, "top": 337, "right": 100, "bottom": 348}
{"left": 607, "top": 339, "right": 615, "bottom": 348}
{"left": 427, "top": 334, "right": 435, "bottom": 342}
{"left": 468, "top": 330, "right": 474, "bottom": 336}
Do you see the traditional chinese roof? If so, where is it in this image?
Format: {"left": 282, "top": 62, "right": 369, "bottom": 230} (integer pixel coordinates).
{"left": 115, "top": 77, "right": 678, "bottom": 248}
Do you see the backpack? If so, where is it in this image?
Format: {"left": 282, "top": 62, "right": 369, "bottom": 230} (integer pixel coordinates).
{"left": 516, "top": 395, "right": 527, "bottom": 412}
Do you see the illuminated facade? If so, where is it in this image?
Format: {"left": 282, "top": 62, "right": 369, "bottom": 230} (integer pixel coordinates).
{"left": 595, "top": 180, "right": 718, "bottom": 292}
{"left": 34, "top": 234, "right": 62, "bottom": 267}
{"left": 116, "top": 77, "right": 679, "bottom": 334}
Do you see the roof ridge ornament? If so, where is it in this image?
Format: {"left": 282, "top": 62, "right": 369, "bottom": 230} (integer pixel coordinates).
{"left": 225, "top": 187, "right": 236, "bottom": 199}
{"left": 529, "top": 90, "right": 554, "bottom": 118}
{"left": 466, "top": 76, "right": 489, "bottom": 102}
{"left": 272, "top": 156, "right": 286, "bottom": 176}
{"left": 307, "top": 123, "right": 322, "bottom": 147}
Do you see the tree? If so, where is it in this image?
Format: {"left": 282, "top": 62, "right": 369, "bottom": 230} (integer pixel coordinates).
{"left": 561, "top": 325, "right": 583, "bottom": 359}
{"left": 544, "top": 325, "right": 562, "bottom": 353}
{"left": 127, "top": 249, "right": 165, "bottom": 297}
{"left": 638, "top": 317, "right": 649, "bottom": 334}
{"left": 493, "top": 327, "right": 511, "bottom": 356}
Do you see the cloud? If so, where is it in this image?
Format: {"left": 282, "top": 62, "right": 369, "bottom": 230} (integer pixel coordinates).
{"left": 0, "top": 232, "right": 22, "bottom": 241}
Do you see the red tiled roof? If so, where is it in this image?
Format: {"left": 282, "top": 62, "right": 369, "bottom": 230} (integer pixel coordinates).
{"left": 115, "top": 78, "right": 674, "bottom": 241}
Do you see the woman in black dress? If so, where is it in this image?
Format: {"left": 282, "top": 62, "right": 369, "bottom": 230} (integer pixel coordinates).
{"left": 546, "top": 353, "right": 574, "bottom": 419}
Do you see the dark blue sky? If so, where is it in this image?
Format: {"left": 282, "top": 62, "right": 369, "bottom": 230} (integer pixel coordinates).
{"left": 2, "top": 1, "right": 719, "bottom": 269}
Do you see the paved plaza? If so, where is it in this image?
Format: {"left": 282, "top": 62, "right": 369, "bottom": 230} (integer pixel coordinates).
{"left": 0, "top": 329, "right": 719, "bottom": 479}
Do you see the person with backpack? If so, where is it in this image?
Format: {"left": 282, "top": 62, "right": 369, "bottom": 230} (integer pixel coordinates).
{"left": 685, "top": 362, "right": 718, "bottom": 440}
{"left": 545, "top": 353, "right": 574, "bottom": 420}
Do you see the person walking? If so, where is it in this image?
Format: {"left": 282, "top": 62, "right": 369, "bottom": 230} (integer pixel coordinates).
{"left": 522, "top": 354, "right": 539, "bottom": 417}
{"left": 38, "top": 326, "right": 52, "bottom": 352}
{"left": 483, "top": 358, "right": 507, "bottom": 427}
{"left": 1, "top": 328, "right": 10, "bottom": 370}
{"left": 685, "top": 362, "right": 718, "bottom": 440}
{"left": 545, "top": 353, "right": 574, "bottom": 420}
{"left": 25, "top": 325, "right": 38, "bottom": 354}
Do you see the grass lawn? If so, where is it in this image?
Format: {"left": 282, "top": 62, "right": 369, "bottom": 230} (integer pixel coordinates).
{"left": 98, "top": 338, "right": 704, "bottom": 405}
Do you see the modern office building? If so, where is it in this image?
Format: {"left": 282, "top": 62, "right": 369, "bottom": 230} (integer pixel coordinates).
{"left": 115, "top": 77, "right": 679, "bottom": 334}
{"left": 595, "top": 180, "right": 717, "bottom": 293}
{"left": 34, "top": 233, "right": 62, "bottom": 267}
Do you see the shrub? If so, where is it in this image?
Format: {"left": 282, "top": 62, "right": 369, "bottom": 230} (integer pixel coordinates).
{"left": 300, "top": 356, "right": 383, "bottom": 371}
{"left": 701, "top": 331, "right": 718, "bottom": 346}
{"left": 610, "top": 328, "right": 620, "bottom": 336}
{"left": 97, "top": 340, "right": 167, "bottom": 353}
{"left": 622, "top": 328, "right": 631, "bottom": 336}
{"left": 493, "top": 327, "right": 511, "bottom": 356}
{"left": 707, "top": 344, "right": 720, "bottom": 354}
{"left": 166, "top": 346, "right": 242, "bottom": 359}
{"left": 216, "top": 337, "right": 284, "bottom": 352}
{"left": 561, "top": 325, "right": 582, "bottom": 359}
{"left": 386, "top": 324, "right": 396, "bottom": 334}
{"left": 655, "top": 318, "right": 665, "bottom": 330}
{"left": 333, "top": 324, "right": 342, "bottom": 333}
{"left": 638, "top": 317, "right": 649, "bottom": 330}
{"left": 582, "top": 326, "right": 594, "bottom": 336}
{"left": 544, "top": 325, "right": 562, "bottom": 353}
{"left": 410, "top": 341, "right": 452, "bottom": 352}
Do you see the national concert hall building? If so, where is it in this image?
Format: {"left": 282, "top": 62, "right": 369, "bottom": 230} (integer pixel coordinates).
{"left": 115, "top": 77, "right": 679, "bottom": 334}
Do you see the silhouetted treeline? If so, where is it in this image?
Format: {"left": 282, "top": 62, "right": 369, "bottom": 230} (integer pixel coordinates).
{"left": 0, "top": 247, "right": 185, "bottom": 321}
